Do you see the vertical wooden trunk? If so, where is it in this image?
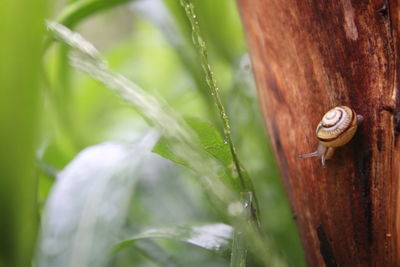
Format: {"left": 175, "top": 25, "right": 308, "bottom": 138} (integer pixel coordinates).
{"left": 238, "top": 0, "right": 400, "bottom": 266}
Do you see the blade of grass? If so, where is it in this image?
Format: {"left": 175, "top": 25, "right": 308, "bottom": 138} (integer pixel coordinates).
{"left": 164, "top": 0, "right": 243, "bottom": 64}
{"left": 0, "top": 1, "right": 49, "bottom": 267}
{"left": 178, "top": 0, "right": 260, "bottom": 225}
{"left": 113, "top": 223, "right": 233, "bottom": 254}
{"left": 58, "top": 0, "right": 133, "bottom": 29}
{"left": 230, "top": 191, "right": 252, "bottom": 267}
{"left": 189, "top": 0, "right": 244, "bottom": 64}
{"left": 230, "top": 230, "right": 247, "bottom": 267}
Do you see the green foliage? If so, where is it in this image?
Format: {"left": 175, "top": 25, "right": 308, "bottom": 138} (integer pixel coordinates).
{"left": 153, "top": 118, "right": 237, "bottom": 187}
{"left": 153, "top": 118, "right": 231, "bottom": 166}
{"left": 1, "top": 0, "right": 307, "bottom": 266}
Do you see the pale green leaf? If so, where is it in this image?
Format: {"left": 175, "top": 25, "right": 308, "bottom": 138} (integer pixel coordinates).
{"left": 114, "top": 223, "right": 233, "bottom": 254}
{"left": 153, "top": 118, "right": 232, "bottom": 167}
{"left": 37, "top": 134, "right": 157, "bottom": 267}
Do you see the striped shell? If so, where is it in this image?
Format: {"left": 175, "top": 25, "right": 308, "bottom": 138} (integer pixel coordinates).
{"left": 316, "top": 106, "right": 358, "bottom": 147}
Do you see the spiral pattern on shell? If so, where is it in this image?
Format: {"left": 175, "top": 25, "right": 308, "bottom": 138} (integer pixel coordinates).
{"left": 316, "top": 106, "right": 357, "bottom": 147}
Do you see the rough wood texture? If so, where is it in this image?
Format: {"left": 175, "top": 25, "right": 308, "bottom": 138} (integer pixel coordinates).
{"left": 238, "top": 1, "right": 400, "bottom": 266}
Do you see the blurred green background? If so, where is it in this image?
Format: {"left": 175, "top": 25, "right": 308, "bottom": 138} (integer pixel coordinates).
{"left": 0, "top": 0, "right": 305, "bottom": 266}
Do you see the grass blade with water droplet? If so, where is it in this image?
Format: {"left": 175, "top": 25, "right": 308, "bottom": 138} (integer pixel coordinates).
{"left": 230, "top": 229, "right": 247, "bottom": 267}
{"left": 178, "top": 0, "right": 260, "bottom": 225}
{"left": 113, "top": 223, "right": 233, "bottom": 254}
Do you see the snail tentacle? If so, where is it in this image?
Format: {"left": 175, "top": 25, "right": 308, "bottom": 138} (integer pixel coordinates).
{"left": 321, "top": 151, "right": 326, "bottom": 167}
{"left": 298, "top": 143, "right": 327, "bottom": 158}
{"left": 357, "top": 114, "right": 364, "bottom": 124}
{"left": 298, "top": 151, "right": 319, "bottom": 158}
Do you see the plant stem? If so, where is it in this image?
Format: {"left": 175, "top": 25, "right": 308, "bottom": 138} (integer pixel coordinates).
{"left": 179, "top": 0, "right": 260, "bottom": 225}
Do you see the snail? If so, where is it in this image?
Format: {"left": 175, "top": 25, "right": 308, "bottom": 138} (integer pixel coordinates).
{"left": 298, "top": 106, "right": 363, "bottom": 167}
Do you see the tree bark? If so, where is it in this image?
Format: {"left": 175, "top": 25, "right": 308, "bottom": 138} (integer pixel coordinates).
{"left": 238, "top": 1, "right": 400, "bottom": 266}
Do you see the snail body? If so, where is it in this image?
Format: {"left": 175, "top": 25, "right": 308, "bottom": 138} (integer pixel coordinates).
{"left": 298, "top": 106, "right": 363, "bottom": 166}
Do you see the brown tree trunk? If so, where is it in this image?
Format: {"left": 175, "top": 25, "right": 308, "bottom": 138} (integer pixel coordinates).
{"left": 238, "top": 1, "right": 400, "bottom": 266}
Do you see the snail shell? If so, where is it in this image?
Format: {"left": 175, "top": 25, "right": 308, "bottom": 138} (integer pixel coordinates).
{"left": 316, "top": 106, "right": 358, "bottom": 147}
{"left": 299, "top": 106, "right": 363, "bottom": 167}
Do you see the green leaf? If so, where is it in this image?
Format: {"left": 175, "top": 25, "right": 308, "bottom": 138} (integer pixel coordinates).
{"left": 153, "top": 118, "right": 259, "bottom": 196}
{"left": 153, "top": 118, "right": 232, "bottom": 167}
{"left": 188, "top": 119, "right": 232, "bottom": 166}
{"left": 58, "top": 0, "right": 133, "bottom": 29}
{"left": 153, "top": 137, "right": 187, "bottom": 165}
{"left": 0, "top": 0, "right": 49, "bottom": 266}
{"left": 114, "top": 223, "right": 233, "bottom": 253}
